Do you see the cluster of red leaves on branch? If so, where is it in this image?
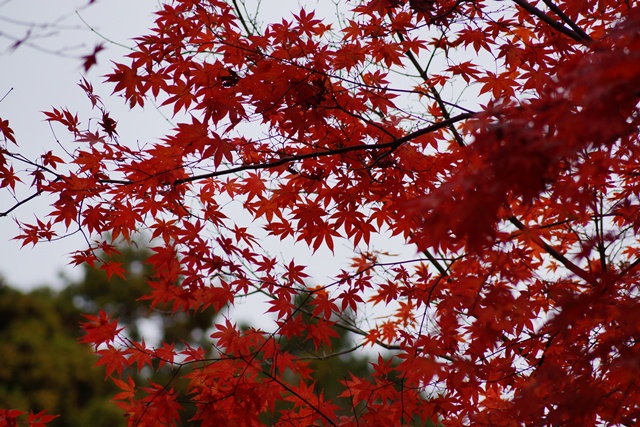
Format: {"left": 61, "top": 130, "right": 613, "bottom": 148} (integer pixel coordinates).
{"left": 2, "top": 0, "right": 640, "bottom": 426}
{"left": 0, "top": 410, "right": 58, "bottom": 427}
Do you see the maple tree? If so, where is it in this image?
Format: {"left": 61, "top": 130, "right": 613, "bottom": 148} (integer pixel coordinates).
{"left": 2, "top": 0, "right": 640, "bottom": 425}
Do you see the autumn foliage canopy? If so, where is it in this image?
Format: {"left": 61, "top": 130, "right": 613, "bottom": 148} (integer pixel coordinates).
{"left": 2, "top": 0, "right": 640, "bottom": 425}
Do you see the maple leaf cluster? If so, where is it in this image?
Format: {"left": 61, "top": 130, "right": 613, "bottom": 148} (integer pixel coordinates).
{"left": 2, "top": 0, "right": 640, "bottom": 426}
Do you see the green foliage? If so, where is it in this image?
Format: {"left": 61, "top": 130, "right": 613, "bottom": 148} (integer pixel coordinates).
{"left": 0, "top": 244, "right": 216, "bottom": 427}
{"left": 286, "top": 295, "right": 371, "bottom": 408}
{"left": 0, "top": 282, "right": 124, "bottom": 427}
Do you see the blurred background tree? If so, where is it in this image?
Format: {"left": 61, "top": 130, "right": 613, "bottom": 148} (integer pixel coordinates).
{"left": 0, "top": 282, "right": 124, "bottom": 427}
{"left": 265, "top": 292, "right": 436, "bottom": 426}
{"left": 256, "top": 292, "right": 374, "bottom": 424}
{"left": 1, "top": 245, "right": 387, "bottom": 425}
{"left": 0, "top": 244, "right": 218, "bottom": 427}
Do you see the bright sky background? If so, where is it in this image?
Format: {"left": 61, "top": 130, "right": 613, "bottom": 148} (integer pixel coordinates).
{"left": 0, "top": 0, "right": 407, "bottom": 340}
{"left": 0, "top": 0, "right": 405, "bottom": 291}
{"left": 0, "top": 0, "right": 468, "bottom": 330}
{"left": 1, "top": 0, "right": 166, "bottom": 289}
{"left": 0, "top": 0, "right": 494, "bottom": 351}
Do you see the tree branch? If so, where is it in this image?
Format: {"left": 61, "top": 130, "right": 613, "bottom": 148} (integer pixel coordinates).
{"left": 540, "top": 0, "right": 593, "bottom": 42}
{"left": 98, "top": 112, "right": 473, "bottom": 186}
{"left": 394, "top": 29, "right": 467, "bottom": 148}
{"left": 0, "top": 189, "right": 45, "bottom": 217}
{"left": 508, "top": 216, "right": 598, "bottom": 285}
{"left": 511, "top": 0, "right": 591, "bottom": 44}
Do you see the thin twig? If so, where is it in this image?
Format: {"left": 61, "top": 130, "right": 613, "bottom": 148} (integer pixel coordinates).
{"left": 508, "top": 216, "right": 598, "bottom": 285}
{"left": 0, "top": 87, "right": 13, "bottom": 103}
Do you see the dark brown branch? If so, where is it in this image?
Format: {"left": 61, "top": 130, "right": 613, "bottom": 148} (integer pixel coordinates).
{"left": 258, "top": 364, "right": 339, "bottom": 427}
{"left": 296, "top": 343, "right": 365, "bottom": 361}
{"left": 230, "top": 0, "right": 254, "bottom": 36}
{"left": 540, "top": 0, "right": 592, "bottom": 42}
{"left": 394, "top": 29, "right": 467, "bottom": 148}
{"left": 0, "top": 189, "right": 44, "bottom": 217}
{"left": 595, "top": 193, "right": 608, "bottom": 273}
{"left": 511, "top": 0, "right": 591, "bottom": 45}
{"left": 422, "top": 248, "right": 449, "bottom": 276}
{"left": 617, "top": 256, "right": 640, "bottom": 280}
{"left": 0, "top": 169, "right": 62, "bottom": 217}
{"left": 508, "top": 216, "right": 598, "bottom": 286}
{"left": 99, "top": 112, "right": 473, "bottom": 186}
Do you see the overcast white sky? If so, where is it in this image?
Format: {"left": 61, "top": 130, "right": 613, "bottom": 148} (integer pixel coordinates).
{"left": 0, "top": 0, "right": 166, "bottom": 289}
{"left": 0, "top": 1, "right": 351, "bottom": 292}
{"left": 0, "top": 0, "right": 465, "bottom": 306}
{"left": 0, "top": 0, "right": 410, "bottom": 342}
{"left": 0, "top": 1, "right": 401, "bottom": 291}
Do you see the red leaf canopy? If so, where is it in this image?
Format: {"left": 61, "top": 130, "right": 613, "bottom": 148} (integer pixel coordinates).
{"left": 2, "top": 0, "right": 640, "bottom": 426}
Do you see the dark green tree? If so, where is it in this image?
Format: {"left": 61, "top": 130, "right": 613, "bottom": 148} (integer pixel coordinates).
{"left": 1, "top": 247, "right": 392, "bottom": 426}
{"left": 254, "top": 292, "right": 374, "bottom": 425}
{"left": 0, "top": 244, "right": 219, "bottom": 427}
{"left": 0, "top": 281, "right": 124, "bottom": 427}
{"left": 60, "top": 244, "right": 220, "bottom": 424}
